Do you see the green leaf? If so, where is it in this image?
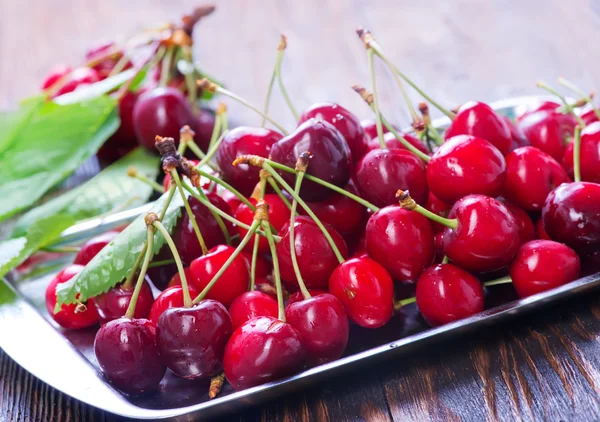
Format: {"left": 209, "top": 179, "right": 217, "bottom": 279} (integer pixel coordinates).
{"left": 53, "top": 69, "right": 136, "bottom": 105}
{"left": 0, "top": 215, "right": 75, "bottom": 279}
{"left": 55, "top": 190, "right": 185, "bottom": 306}
{"left": 0, "top": 97, "right": 45, "bottom": 154}
{"left": 0, "top": 95, "right": 119, "bottom": 222}
{"left": 11, "top": 148, "right": 160, "bottom": 238}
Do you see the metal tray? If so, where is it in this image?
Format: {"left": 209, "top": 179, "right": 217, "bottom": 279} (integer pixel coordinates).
{"left": 1, "top": 96, "right": 598, "bottom": 421}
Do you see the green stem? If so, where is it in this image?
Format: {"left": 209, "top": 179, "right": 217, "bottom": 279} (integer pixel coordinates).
{"left": 483, "top": 276, "right": 512, "bottom": 287}
{"left": 263, "top": 220, "right": 285, "bottom": 321}
{"left": 198, "top": 130, "right": 227, "bottom": 169}
{"left": 573, "top": 125, "right": 582, "bottom": 183}
{"left": 558, "top": 77, "right": 600, "bottom": 122}
{"left": 367, "top": 48, "right": 386, "bottom": 149}
{"left": 375, "top": 108, "right": 431, "bottom": 162}
{"left": 197, "top": 169, "right": 256, "bottom": 211}
{"left": 427, "top": 124, "right": 445, "bottom": 146}
{"left": 261, "top": 70, "right": 277, "bottom": 127}
{"left": 108, "top": 51, "right": 132, "bottom": 78}
{"left": 196, "top": 186, "right": 232, "bottom": 246}
{"left": 131, "top": 172, "right": 164, "bottom": 194}
{"left": 182, "top": 48, "right": 197, "bottom": 107}
{"left": 267, "top": 177, "right": 295, "bottom": 213}
{"left": 275, "top": 51, "right": 299, "bottom": 121}
{"left": 393, "top": 296, "right": 416, "bottom": 311}
{"left": 536, "top": 81, "right": 586, "bottom": 127}
{"left": 208, "top": 113, "right": 223, "bottom": 152}
{"left": 249, "top": 233, "right": 260, "bottom": 291}
{"left": 148, "top": 259, "right": 175, "bottom": 268}
{"left": 115, "top": 45, "right": 166, "bottom": 101}
{"left": 289, "top": 172, "right": 311, "bottom": 299}
{"left": 41, "top": 245, "right": 80, "bottom": 254}
{"left": 377, "top": 53, "right": 420, "bottom": 125}
{"left": 159, "top": 46, "right": 175, "bottom": 87}
{"left": 186, "top": 140, "right": 219, "bottom": 172}
{"left": 125, "top": 227, "right": 154, "bottom": 319}
{"left": 171, "top": 169, "right": 208, "bottom": 255}
{"left": 442, "top": 255, "right": 449, "bottom": 264}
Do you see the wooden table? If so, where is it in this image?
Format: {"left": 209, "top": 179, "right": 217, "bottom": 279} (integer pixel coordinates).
{"left": 2, "top": 0, "right": 600, "bottom": 420}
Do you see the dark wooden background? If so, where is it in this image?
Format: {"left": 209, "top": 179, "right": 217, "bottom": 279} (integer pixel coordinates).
{"left": 2, "top": 0, "right": 600, "bottom": 421}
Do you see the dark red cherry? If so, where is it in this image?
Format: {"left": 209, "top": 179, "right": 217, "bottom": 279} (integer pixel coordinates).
{"left": 53, "top": 67, "right": 100, "bottom": 97}
{"left": 73, "top": 231, "right": 119, "bottom": 266}
{"left": 235, "top": 195, "right": 291, "bottom": 253}
{"left": 503, "top": 147, "right": 570, "bottom": 211}
{"left": 427, "top": 135, "right": 506, "bottom": 204}
{"left": 425, "top": 192, "right": 451, "bottom": 233}
{"left": 156, "top": 300, "right": 232, "bottom": 379}
{"left": 367, "top": 131, "right": 429, "bottom": 155}
{"left": 535, "top": 218, "right": 551, "bottom": 240}
{"left": 166, "top": 267, "right": 193, "bottom": 289}
{"left": 270, "top": 118, "right": 351, "bottom": 201}
{"left": 500, "top": 200, "right": 535, "bottom": 245}
{"left": 223, "top": 316, "right": 305, "bottom": 391}
{"left": 444, "top": 101, "right": 512, "bottom": 155}
{"left": 355, "top": 148, "right": 428, "bottom": 207}
{"left": 220, "top": 189, "right": 242, "bottom": 213}
{"left": 509, "top": 240, "right": 580, "bottom": 298}
{"left": 94, "top": 282, "right": 154, "bottom": 325}
{"left": 149, "top": 285, "right": 199, "bottom": 325}
{"left": 240, "top": 251, "right": 271, "bottom": 279}
{"left": 299, "top": 102, "right": 368, "bottom": 162}
{"left": 45, "top": 265, "right": 99, "bottom": 329}
{"left": 216, "top": 127, "right": 282, "bottom": 196}
{"left": 365, "top": 206, "right": 434, "bottom": 282}
{"left": 361, "top": 119, "right": 394, "bottom": 141}
{"left": 94, "top": 317, "right": 165, "bottom": 394}
{"left": 516, "top": 100, "right": 560, "bottom": 121}
{"left": 582, "top": 109, "right": 600, "bottom": 125}
{"left": 190, "top": 245, "right": 249, "bottom": 307}
{"left": 228, "top": 291, "right": 278, "bottom": 330}
{"left": 85, "top": 41, "right": 130, "bottom": 79}
{"left": 285, "top": 294, "right": 349, "bottom": 366}
{"left": 286, "top": 289, "right": 328, "bottom": 307}
{"left": 563, "top": 121, "right": 600, "bottom": 183}
{"left": 41, "top": 64, "right": 71, "bottom": 90}
{"left": 443, "top": 195, "right": 520, "bottom": 272}
{"left": 276, "top": 216, "right": 348, "bottom": 290}
{"left": 434, "top": 232, "right": 445, "bottom": 263}
{"left": 132, "top": 87, "right": 196, "bottom": 150}
{"left": 328, "top": 257, "right": 394, "bottom": 328}
{"left": 415, "top": 263, "right": 484, "bottom": 327}
{"left": 193, "top": 108, "right": 216, "bottom": 153}
{"left": 504, "top": 116, "right": 531, "bottom": 152}
{"left": 517, "top": 110, "right": 577, "bottom": 162}
{"left": 542, "top": 182, "right": 600, "bottom": 251}
{"left": 97, "top": 90, "right": 141, "bottom": 163}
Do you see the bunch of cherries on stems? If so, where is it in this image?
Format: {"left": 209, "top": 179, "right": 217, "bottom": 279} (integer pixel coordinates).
{"left": 45, "top": 27, "right": 600, "bottom": 397}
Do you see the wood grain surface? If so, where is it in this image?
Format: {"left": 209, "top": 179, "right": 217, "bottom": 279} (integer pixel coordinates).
{"left": 2, "top": 0, "right": 600, "bottom": 421}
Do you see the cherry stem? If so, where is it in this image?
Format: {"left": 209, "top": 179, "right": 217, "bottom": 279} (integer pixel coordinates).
{"left": 197, "top": 130, "right": 227, "bottom": 169}
{"left": 289, "top": 170, "right": 311, "bottom": 300}
{"left": 148, "top": 259, "right": 175, "bottom": 268}
{"left": 107, "top": 51, "right": 132, "bottom": 78}
{"left": 558, "top": 77, "right": 600, "bottom": 122}
{"left": 267, "top": 177, "right": 295, "bottom": 213}
{"left": 41, "top": 245, "right": 80, "bottom": 253}
{"left": 573, "top": 125, "right": 582, "bottom": 183}
{"left": 262, "top": 218, "right": 285, "bottom": 321}
{"left": 197, "top": 169, "right": 256, "bottom": 211}
{"left": 195, "top": 186, "right": 232, "bottom": 246}
{"left": 536, "top": 81, "right": 586, "bottom": 127}
{"left": 393, "top": 296, "right": 416, "bottom": 311}
{"left": 261, "top": 64, "right": 277, "bottom": 127}
{"left": 186, "top": 140, "right": 219, "bottom": 172}
{"left": 274, "top": 35, "right": 299, "bottom": 121}
{"left": 483, "top": 276, "right": 512, "bottom": 287}
{"left": 115, "top": 45, "right": 166, "bottom": 101}
{"left": 396, "top": 189, "right": 458, "bottom": 230}
{"left": 127, "top": 166, "right": 164, "bottom": 193}
{"left": 249, "top": 232, "right": 260, "bottom": 291}
{"left": 442, "top": 255, "right": 449, "bottom": 264}
{"left": 171, "top": 169, "right": 208, "bottom": 255}
{"left": 124, "top": 226, "right": 154, "bottom": 319}
{"left": 181, "top": 47, "right": 198, "bottom": 107}
{"left": 366, "top": 49, "right": 386, "bottom": 149}
{"left": 208, "top": 113, "right": 223, "bottom": 152}
{"left": 159, "top": 46, "right": 176, "bottom": 87}
{"left": 209, "top": 373, "right": 225, "bottom": 400}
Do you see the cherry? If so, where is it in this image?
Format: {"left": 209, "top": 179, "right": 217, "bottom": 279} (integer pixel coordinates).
{"left": 156, "top": 300, "right": 232, "bottom": 379}
{"left": 542, "top": 182, "right": 600, "bottom": 251}
{"left": 94, "top": 281, "right": 154, "bottom": 325}
{"left": 85, "top": 41, "right": 130, "bottom": 79}
{"left": 415, "top": 263, "right": 485, "bottom": 327}
{"left": 285, "top": 294, "right": 349, "bottom": 366}
{"left": 223, "top": 316, "right": 305, "bottom": 391}
{"left": 365, "top": 206, "right": 434, "bottom": 282}
{"left": 286, "top": 289, "right": 328, "bottom": 307}
{"left": 53, "top": 67, "right": 100, "bottom": 98}
{"left": 41, "top": 64, "right": 71, "bottom": 90}
{"left": 216, "top": 127, "right": 282, "bottom": 196}
{"left": 94, "top": 317, "right": 165, "bottom": 394}
{"left": 270, "top": 118, "right": 351, "bottom": 201}
{"left": 220, "top": 189, "right": 242, "bottom": 213}
{"left": 361, "top": 119, "right": 394, "bottom": 140}
{"left": 503, "top": 146, "right": 570, "bottom": 211}
{"left": 367, "top": 131, "right": 429, "bottom": 155}
{"left": 517, "top": 110, "right": 577, "bottom": 162}
{"left": 167, "top": 266, "right": 193, "bottom": 288}
{"left": 132, "top": 87, "right": 196, "bottom": 151}
{"left": 500, "top": 200, "right": 535, "bottom": 245}
{"left": 298, "top": 102, "right": 368, "bottom": 162}
{"left": 504, "top": 116, "right": 531, "bottom": 152}
{"left": 149, "top": 285, "right": 199, "bottom": 325}
{"left": 354, "top": 148, "right": 428, "bottom": 207}
{"left": 146, "top": 254, "right": 178, "bottom": 291}
{"left": 427, "top": 135, "right": 506, "bottom": 204}
{"left": 276, "top": 216, "right": 348, "bottom": 290}
{"left": 582, "top": 109, "right": 600, "bottom": 125}
{"left": 516, "top": 100, "right": 560, "bottom": 121}
{"left": 234, "top": 195, "right": 291, "bottom": 253}
{"left": 45, "top": 265, "right": 99, "bottom": 329}
{"left": 535, "top": 218, "right": 551, "bottom": 240}
{"left": 563, "top": 121, "right": 600, "bottom": 183}
{"left": 509, "top": 240, "right": 580, "bottom": 298}
{"left": 328, "top": 257, "right": 394, "bottom": 328}
{"left": 73, "top": 231, "right": 119, "bottom": 266}
{"left": 193, "top": 108, "right": 217, "bottom": 153}
{"left": 228, "top": 291, "right": 278, "bottom": 330}
{"left": 241, "top": 251, "right": 271, "bottom": 279}
{"left": 97, "top": 90, "right": 141, "bottom": 163}
{"left": 434, "top": 232, "right": 445, "bottom": 263}
{"left": 190, "top": 245, "right": 249, "bottom": 307}
{"left": 425, "top": 192, "right": 451, "bottom": 233}
{"left": 444, "top": 101, "right": 512, "bottom": 155}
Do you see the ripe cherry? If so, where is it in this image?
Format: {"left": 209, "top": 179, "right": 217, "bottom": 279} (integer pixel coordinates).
{"left": 229, "top": 291, "right": 278, "bottom": 330}
{"left": 415, "top": 263, "right": 485, "bottom": 327}
{"left": 167, "top": 267, "right": 193, "bottom": 288}
{"left": 434, "top": 232, "right": 445, "bottom": 263}
{"left": 193, "top": 108, "right": 216, "bottom": 153}
{"left": 563, "top": 121, "right": 600, "bottom": 183}
{"left": 41, "top": 64, "right": 71, "bottom": 90}
{"left": 223, "top": 316, "right": 305, "bottom": 391}
{"left": 94, "top": 281, "right": 154, "bottom": 325}
{"left": 286, "top": 289, "right": 328, "bottom": 307}
{"left": 240, "top": 251, "right": 271, "bottom": 279}
{"left": 85, "top": 41, "right": 130, "bottom": 79}
{"left": 504, "top": 116, "right": 531, "bottom": 152}
{"left": 149, "top": 285, "right": 198, "bottom": 325}
{"left": 73, "top": 231, "right": 119, "bottom": 266}
{"left": 425, "top": 192, "right": 451, "bottom": 233}
{"left": 535, "top": 218, "right": 551, "bottom": 240}
{"left": 234, "top": 195, "right": 291, "bottom": 253}
{"left": 220, "top": 189, "right": 243, "bottom": 212}
{"left": 509, "top": 240, "right": 580, "bottom": 298}
{"left": 582, "top": 109, "right": 600, "bottom": 125}
{"left": 367, "top": 131, "right": 429, "bottom": 155}
{"left": 516, "top": 100, "right": 560, "bottom": 121}
{"left": 97, "top": 90, "right": 141, "bottom": 163}
{"left": 500, "top": 200, "right": 535, "bottom": 245}
{"left": 53, "top": 67, "right": 100, "bottom": 97}
{"left": 517, "top": 110, "right": 577, "bottom": 162}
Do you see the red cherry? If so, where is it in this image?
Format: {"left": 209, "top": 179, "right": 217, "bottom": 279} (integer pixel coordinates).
{"left": 216, "top": 127, "right": 282, "bottom": 196}
{"left": 276, "top": 216, "right": 348, "bottom": 290}
{"left": 285, "top": 294, "right": 349, "bottom": 366}
{"left": 166, "top": 267, "right": 193, "bottom": 288}
{"left": 503, "top": 147, "right": 570, "bottom": 211}
{"left": 361, "top": 119, "right": 392, "bottom": 140}
{"left": 504, "top": 116, "right": 531, "bottom": 152}
{"left": 94, "top": 282, "right": 154, "bottom": 325}
{"left": 53, "top": 67, "right": 100, "bottom": 98}
{"left": 45, "top": 265, "right": 98, "bottom": 329}
{"left": 149, "top": 285, "right": 199, "bottom": 325}
{"left": 444, "top": 101, "right": 512, "bottom": 155}
{"left": 73, "top": 231, "right": 119, "bottom": 266}
{"left": 97, "top": 91, "right": 140, "bottom": 163}
{"left": 41, "top": 64, "right": 71, "bottom": 90}
{"left": 240, "top": 251, "right": 271, "bottom": 279}
{"left": 365, "top": 206, "right": 434, "bottom": 282}
{"left": 223, "top": 316, "right": 305, "bottom": 391}
{"left": 535, "top": 218, "right": 551, "bottom": 240}
{"left": 563, "top": 121, "right": 600, "bottom": 183}
{"left": 355, "top": 148, "right": 428, "bottom": 207}
{"left": 85, "top": 41, "right": 131, "bottom": 79}
{"left": 193, "top": 109, "right": 216, "bottom": 153}
{"left": 516, "top": 100, "right": 560, "bottom": 121}
{"left": 434, "top": 232, "right": 445, "bottom": 263}
{"left": 190, "top": 245, "right": 249, "bottom": 307}
{"left": 94, "top": 317, "right": 165, "bottom": 394}
{"left": 286, "top": 289, "right": 328, "bottom": 307}
{"left": 517, "top": 110, "right": 577, "bottom": 162}
{"left": 582, "top": 109, "right": 600, "bottom": 125}
{"left": 415, "top": 263, "right": 484, "bottom": 327}
{"left": 500, "top": 200, "right": 535, "bottom": 245}
{"left": 427, "top": 135, "right": 506, "bottom": 204}
{"left": 425, "top": 192, "right": 451, "bottom": 233}
{"left": 229, "top": 291, "right": 278, "bottom": 330}
{"left": 220, "top": 189, "right": 243, "bottom": 212}
{"left": 235, "top": 195, "right": 291, "bottom": 253}
{"left": 367, "top": 131, "right": 429, "bottom": 155}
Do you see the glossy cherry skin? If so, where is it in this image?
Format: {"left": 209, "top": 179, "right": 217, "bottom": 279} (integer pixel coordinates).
{"left": 41, "top": 64, "right": 71, "bottom": 90}
{"left": 365, "top": 206, "right": 434, "bottom": 282}
{"left": 328, "top": 257, "right": 394, "bottom": 328}
{"left": 582, "top": 109, "right": 600, "bottom": 125}
{"left": 535, "top": 218, "right": 551, "bottom": 240}
{"left": 223, "top": 316, "right": 305, "bottom": 391}
{"left": 229, "top": 291, "right": 278, "bottom": 330}
{"left": 190, "top": 245, "right": 249, "bottom": 307}
{"left": 542, "top": 182, "right": 600, "bottom": 251}
{"left": 500, "top": 200, "right": 535, "bottom": 245}
{"left": 73, "top": 231, "right": 119, "bottom": 265}
{"left": 85, "top": 41, "right": 131, "bottom": 79}
{"left": 509, "top": 240, "right": 580, "bottom": 298}
{"left": 503, "top": 147, "right": 570, "bottom": 211}
{"left": 517, "top": 110, "right": 577, "bottom": 162}
{"left": 193, "top": 108, "right": 216, "bottom": 153}
{"left": 149, "top": 285, "right": 199, "bottom": 325}
{"left": 444, "top": 101, "right": 512, "bottom": 155}
{"left": 216, "top": 127, "right": 282, "bottom": 196}
{"left": 45, "top": 265, "right": 99, "bottom": 329}
{"left": 220, "top": 189, "right": 242, "bottom": 213}
{"left": 434, "top": 232, "right": 445, "bottom": 263}
{"left": 361, "top": 119, "right": 393, "bottom": 141}
{"left": 443, "top": 195, "right": 520, "bottom": 273}
{"left": 299, "top": 102, "right": 367, "bottom": 162}
{"left": 425, "top": 192, "right": 451, "bottom": 233}
{"left": 415, "top": 264, "right": 485, "bottom": 327}
{"left": 270, "top": 118, "right": 351, "bottom": 201}
{"left": 286, "top": 289, "right": 328, "bottom": 307}
{"left": 53, "top": 67, "right": 100, "bottom": 97}
{"left": 285, "top": 294, "right": 349, "bottom": 366}
{"left": 132, "top": 87, "right": 196, "bottom": 150}
{"left": 167, "top": 267, "right": 193, "bottom": 289}
{"left": 367, "top": 131, "right": 429, "bottom": 155}
{"left": 98, "top": 90, "right": 142, "bottom": 162}
{"left": 234, "top": 195, "right": 291, "bottom": 253}
{"left": 94, "top": 317, "right": 165, "bottom": 394}
{"left": 355, "top": 148, "right": 428, "bottom": 207}
{"left": 156, "top": 300, "right": 232, "bottom": 379}
{"left": 94, "top": 282, "right": 154, "bottom": 325}
{"left": 504, "top": 116, "right": 531, "bottom": 152}
{"left": 516, "top": 100, "right": 560, "bottom": 121}
{"left": 563, "top": 121, "right": 600, "bottom": 183}
{"left": 276, "top": 216, "right": 348, "bottom": 290}
{"left": 427, "top": 135, "right": 506, "bottom": 204}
